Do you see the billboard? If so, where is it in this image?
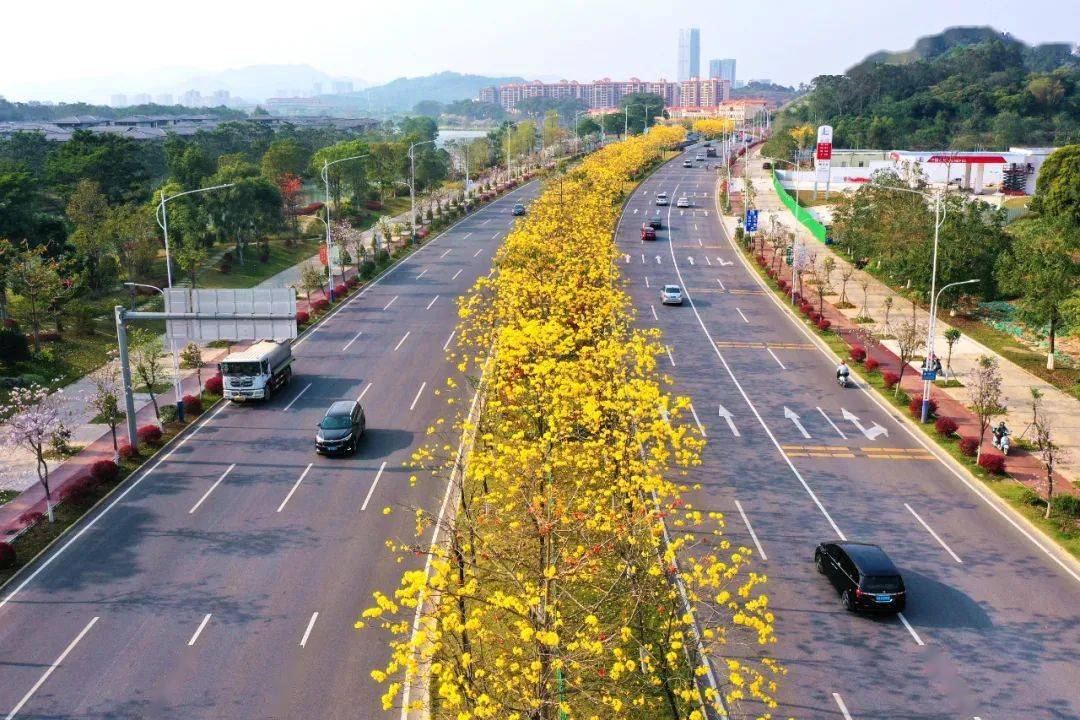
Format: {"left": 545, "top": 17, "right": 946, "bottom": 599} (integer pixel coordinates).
{"left": 164, "top": 288, "right": 297, "bottom": 342}
{"left": 814, "top": 125, "right": 833, "bottom": 183}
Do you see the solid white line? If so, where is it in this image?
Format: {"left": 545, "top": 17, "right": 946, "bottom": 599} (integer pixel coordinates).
{"left": 5, "top": 616, "right": 98, "bottom": 720}
{"left": 440, "top": 248, "right": 452, "bottom": 259}
{"left": 188, "top": 464, "right": 236, "bottom": 514}
{"left": 187, "top": 613, "right": 212, "bottom": 646}
{"left": 361, "top": 461, "right": 387, "bottom": 511}
{"left": 451, "top": 269, "right": 463, "bottom": 280}
{"left": 650, "top": 305, "right": 658, "bottom": 320}
{"left": 832, "top": 692, "right": 854, "bottom": 720}
{"left": 415, "top": 268, "right": 428, "bottom": 280}
{"left": 716, "top": 278, "right": 725, "bottom": 291}
{"left": 473, "top": 248, "right": 483, "bottom": 257}
{"left": 342, "top": 329, "right": 363, "bottom": 351}
{"left": 734, "top": 500, "right": 767, "bottom": 561}
{"left": 898, "top": 612, "right": 925, "bottom": 646}
{"left": 816, "top": 406, "right": 847, "bottom": 439}
{"left": 393, "top": 331, "right": 410, "bottom": 351}
{"left": 382, "top": 295, "right": 398, "bottom": 311}
{"left": 905, "top": 503, "right": 963, "bottom": 563}
{"left": 277, "top": 463, "right": 313, "bottom": 513}
{"left": 665, "top": 182, "right": 846, "bottom": 540}
{"left": 766, "top": 347, "right": 787, "bottom": 370}
{"left": 282, "top": 383, "right": 312, "bottom": 411}
{"left": 688, "top": 402, "right": 707, "bottom": 438}
{"left": 736, "top": 307, "right": 749, "bottom": 323}
{"left": 443, "top": 330, "right": 456, "bottom": 351}
{"left": 410, "top": 382, "right": 427, "bottom": 411}
{"left": 665, "top": 346, "right": 675, "bottom": 366}
{"left": 299, "top": 611, "right": 319, "bottom": 647}
{"left": 426, "top": 295, "right": 439, "bottom": 310}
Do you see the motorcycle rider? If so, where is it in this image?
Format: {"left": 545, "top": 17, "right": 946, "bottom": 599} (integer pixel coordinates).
{"left": 992, "top": 421, "right": 1010, "bottom": 449}
{"left": 836, "top": 360, "right": 850, "bottom": 385}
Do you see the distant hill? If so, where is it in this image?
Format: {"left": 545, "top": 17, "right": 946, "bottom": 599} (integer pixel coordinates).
{"left": 326, "top": 71, "right": 524, "bottom": 112}
{"left": 731, "top": 81, "right": 800, "bottom": 107}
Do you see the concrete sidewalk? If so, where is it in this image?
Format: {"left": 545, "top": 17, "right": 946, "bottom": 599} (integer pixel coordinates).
{"left": 736, "top": 147, "right": 1080, "bottom": 485}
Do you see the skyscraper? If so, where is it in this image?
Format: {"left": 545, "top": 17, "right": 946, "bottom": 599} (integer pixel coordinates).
{"left": 709, "top": 59, "right": 737, "bottom": 85}
{"left": 677, "top": 28, "right": 701, "bottom": 81}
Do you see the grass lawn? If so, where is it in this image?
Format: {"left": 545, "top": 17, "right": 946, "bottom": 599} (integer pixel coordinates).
{"left": 199, "top": 235, "right": 325, "bottom": 289}
{"left": 0, "top": 490, "right": 16, "bottom": 508}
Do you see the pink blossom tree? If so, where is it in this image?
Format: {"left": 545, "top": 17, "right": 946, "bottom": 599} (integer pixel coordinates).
{"left": 1, "top": 384, "right": 62, "bottom": 522}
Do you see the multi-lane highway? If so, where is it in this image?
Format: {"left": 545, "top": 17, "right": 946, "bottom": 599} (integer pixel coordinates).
{"left": 615, "top": 146, "right": 1080, "bottom": 719}
{"left": 0, "top": 183, "right": 539, "bottom": 720}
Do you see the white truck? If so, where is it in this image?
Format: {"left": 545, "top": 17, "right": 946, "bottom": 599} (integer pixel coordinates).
{"left": 219, "top": 341, "right": 294, "bottom": 402}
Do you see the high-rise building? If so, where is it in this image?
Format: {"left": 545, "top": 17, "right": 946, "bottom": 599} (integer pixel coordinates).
{"left": 132, "top": 93, "right": 151, "bottom": 105}
{"left": 109, "top": 94, "right": 127, "bottom": 107}
{"left": 709, "top": 59, "right": 736, "bottom": 85}
{"left": 332, "top": 81, "right": 353, "bottom": 95}
{"left": 677, "top": 28, "right": 700, "bottom": 81}
{"left": 154, "top": 93, "right": 173, "bottom": 105}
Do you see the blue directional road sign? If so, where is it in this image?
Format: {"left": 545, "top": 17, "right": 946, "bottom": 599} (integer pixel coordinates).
{"left": 745, "top": 209, "right": 759, "bottom": 233}
{"left": 922, "top": 370, "right": 937, "bottom": 381}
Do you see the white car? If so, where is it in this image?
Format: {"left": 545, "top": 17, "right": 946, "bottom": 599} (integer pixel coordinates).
{"left": 655, "top": 192, "right": 669, "bottom": 206}
{"left": 676, "top": 196, "right": 691, "bottom": 208}
{"left": 661, "top": 285, "right": 684, "bottom": 305}
{"left": 695, "top": 154, "right": 705, "bottom": 161}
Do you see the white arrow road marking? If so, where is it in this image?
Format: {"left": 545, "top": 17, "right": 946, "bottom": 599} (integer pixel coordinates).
{"left": 655, "top": 255, "right": 662, "bottom": 264}
{"left": 703, "top": 210, "right": 710, "bottom": 216}
{"left": 816, "top": 407, "right": 847, "bottom": 439}
{"left": 736, "top": 307, "right": 749, "bottom": 323}
{"left": 717, "top": 404, "right": 740, "bottom": 437}
{"left": 624, "top": 253, "right": 631, "bottom": 263}
{"left": 783, "top": 407, "right": 811, "bottom": 439}
{"left": 687, "top": 256, "right": 695, "bottom": 266}
{"left": 841, "top": 408, "right": 889, "bottom": 440}
{"left": 717, "top": 257, "right": 734, "bottom": 266}
{"left": 688, "top": 402, "right": 707, "bottom": 437}
{"left": 633, "top": 208, "right": 639, "bottom": 214}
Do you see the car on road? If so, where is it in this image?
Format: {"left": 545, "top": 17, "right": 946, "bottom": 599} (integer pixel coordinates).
{"left": 641, "top": 223, "right": 657, "bottom": 240}
{"left": 695, "top": 153, "right": 705, "bottom": 161}
{"left": 682, "top": 159, "right": 693, "bottom": 168}
{"left": 648, "top": 214, "right": 663, "bottom": 229}
{"left": 660, "top": 284, "right": 684, "bottom": 305}
{"left": 814, "top": 541, "right": 906, "bottom": 613}
{"left": 676, "top": 196, "right": 691, "bottom": 208}
{"left": 703, "top": 141, "right": 711, "bottom": 147}
{"left": 315, "top": 400, "right": 366, "bottom": 456}
{"left": 655, "top": 192, "right": 669, "bottom": 206}
{"left": 512, "top": 202, "right": 526, "bottom": 216}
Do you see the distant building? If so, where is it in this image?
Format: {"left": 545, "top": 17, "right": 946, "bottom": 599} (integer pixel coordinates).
{"left": 154, "top": 93, "right": 173, "bottom": 105}
{"left": 332, "top": 81, "right": 353, "bottom": 95}
{"left": 181, "top": 90, "right": 202, "bottom": 107}
{"left": 709, "top": 59, "right": 736, "bottom": 85}
{"left": 747, "top": 78, "right": 772, "bottom": 86}
{"left": 211, "top": 89, "right": 230, "bottom": 105}
{"left": 311, "top": 82, "right": 322, "bottom": 96}
{"left": 110, "top": 94, "right": 127, "bottom": 107}
{"left": 666, "top": 99, "right": 767, "bottom": 124}
{"left": 131, "top": 93, "right": 151, "bottom": 105}
{"left": 677, "top": 28, "right": 701, "bottom": 81}
{"left": 678, "top": 78, "right": 731, "bottom": 107}
{"left": 485, "top": 77, "right": 680, "bottom": 112}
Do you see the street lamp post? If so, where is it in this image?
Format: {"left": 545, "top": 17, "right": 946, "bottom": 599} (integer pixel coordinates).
{"left": 408, "top": 140, "right": 437, "bottom": 241}
{"left": 320, "top": 154, "right": 369, "bottom": 301}
{"left": 124, "top": 282, "right": 185, "bottom": 422}
{"left": 623, "top": 103, "right": 657, "bottom": 137}
{"left": 763, "top": 156, "right": 802, "bottom": 303}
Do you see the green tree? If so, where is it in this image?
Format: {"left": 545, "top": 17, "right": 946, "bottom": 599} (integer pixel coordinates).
{"left": 575, "top": 117, "right": 601, "bottom": 137}
{"left": 1030, "top": 144, "right": 1079, "bottom": 227}
{"left": 997, "top": 218, "right": 1080, "bottom": 369}
{"left": 618, "top": 92, "right": 666, "bottom": 135}
{"left": 165, "top": 140, "right": 215, "bottom": 189}
{"left": 66, "top": 179, "right": 116, "bottom": 295}
{"left": 130, "top": 327, "right": 166, "bottom": 420}
{"left": 5, "top": 242, "right": 64, "bottom": 353}
{"left": 45, "top": 130, "right": 149, "bottom": 202}
{"left": 260, "top": 139, "right": 308, "bottom": 184}
{"left": 399, "top": 115, "right": 439, "bottom": 144}
{"left": 204, "top": 171, "right": 282, "bottom": 265}
{"left": 412, "top": 100, "right": 445, "bottom": 117}
{"left": 310, "top": 140, "right": 372, "bottom": 207}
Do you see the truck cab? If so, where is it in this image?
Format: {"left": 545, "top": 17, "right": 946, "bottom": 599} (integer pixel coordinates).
{"left": 219, "top": 341, "right": 294, "bottom": 402}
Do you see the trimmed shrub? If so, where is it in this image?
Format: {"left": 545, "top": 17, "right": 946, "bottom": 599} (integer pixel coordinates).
{"left": 346, "top": 276, "right": 360, "bottom": 288}
{"left": 311, "top": 298, "right": 329, "bottom": 313}
{"left": 0, "top": 542, "right": 14, "bottom": 569}
{"left": 864, "top": 358, "right": 879, "bottom": 372}
{"left": 334, "top": 283, "right": 348, "bottom": 297}
{"left": 60, "top": 473, "right": 97, "bottom": 504}
{"left": 182, "top": 394, "right": 203, "bottom": 415}
{"left": 808, "top": 311, "right": 820, "bottom": 323}
{"left": 137, "top": 424, "right": 163, "bottom": 445}
{"left": 908, "top": 397, "right": 937, "bottom": 420}
{"left": 204, "top": 373, "right": 223, "bottom": 395}
{"left": 17, "top": 510, "right": 44, "bottom": 526}
{"left": 118, "top": 442, "right": 137, "bottom": 460}
{"left": 959, "top": 436, "right": 979, "bottom": 457}
{"left": 978, "top": 453, "right": 1006, "bottom": 475}
{"left": 0, "top": 329, "right": 30, "bottom": 367}
{"left": 295, "top": 310, "right": 310, "bottom": 325}
{"left": 38, "top": 330, "right": 61, "bottom": 343}
{"left": 882, "top": 371, "right": 901, "bottom": 389}
{"left": 90, "top": 459, "right": 119, "bottom": 483}
{"left": 816, "top": 319, "right": 831, "bottom": 331}
{"left": 935, "top": 417, "right": 959, "bottom": 437}
{"left": 849, "top": 346, "right": 867, "bottom": 363}
{"left": 1055, "top": 494, "right": 1080, "bottom": 518}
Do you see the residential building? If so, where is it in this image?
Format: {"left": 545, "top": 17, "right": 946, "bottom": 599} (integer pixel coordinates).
{"left": 332, "top": 81, "right": 354, "bottom": 95}
{"left": 678, "top": 78, "right": 731, "bottom": 107}
{"left": 485, "top": 77, "right": 678, "bottom": 112}
{"left": 478, "top": 86, "right": 498, "bottom": 104}
{"left": 109, "top": 94, "right": 127, "bottom": 107}
{"left": 665, "top": 99, "right": 768, "bottom": 123}
{"left": 677, "top": 28, "right": 701, "bottom": 82}
{"left": 155, "top": 93, "right": 174, "bottom": 105}
{"left": 131, "top": 93, "right": 151, "bottom": 105}
{"left": 181, "top": 90, "right": 202, "bottom": 107}
{"left": 709, "top": 59, "right": 736, "bottom": 85}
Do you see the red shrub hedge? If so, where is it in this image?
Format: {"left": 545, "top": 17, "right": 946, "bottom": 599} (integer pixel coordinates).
{"left": 311, "top": 298, "right": 329, "bottom": 313}
{"left": 959, "top": 436, "right": 979, "bottom": 457}
{"left": 816, "top": 319, "right": 831, "bottom": 331}
{"left": 908, "top": 397, "right": 938, "bottom": 420}
{"left": 17, "top": 510, "right": 44, "bottom": 526}
{"left": 118, "top": 442, "right": 137, "bottom": 460}
{"left": 364, "top": 199, "right": 384, "bottom": 211}
{"left": 883, "top": 371, "right": 901, "bottom": 389}
{"left": 90, "top": 459, "right": 119, "bottom": 483}
{"left": 204, "top": 374, "right": 223, "bottom": 395}
{"left": 346, "top": 276, "right": 359, "bottom": 288}
{"left": 978, "top": 453, "right": 1006, "bottom": 475}
{"left": 864, "top": 358, "right": 879, "bottom": 372}
{"left": 137, "top": 424, "right": 163, "bottom": 445}
{"left": 850, "top": 346, "right": 867, "bottom": 363}
{"left": 334, "top": 284, "right": 348, "bottom": 297}
{"left": 935, "top": 417, "right": 959, "bottom": 437}
{"left": 295, "top": 310, "right": 310, "bottom": 325}
{"left": 60, "top": 474, "right": 97, "bottom": 504}
{"left": 0, "top": 542, "right": 14, "bottom": 569}
{"left": 182, "top": 394, "right": 202, "bottom": 415}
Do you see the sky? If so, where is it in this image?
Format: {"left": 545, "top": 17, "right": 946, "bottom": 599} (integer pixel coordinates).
{"left": 2, "top": 0, "right": 1076, "bottom": 102}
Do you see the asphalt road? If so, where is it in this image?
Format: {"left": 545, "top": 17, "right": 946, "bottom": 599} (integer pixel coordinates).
{"left": 616, "top": 146, "right": 1080, "bottom": 720}
{"left": 0, "top": 183, "right": 540, "bottom": 720}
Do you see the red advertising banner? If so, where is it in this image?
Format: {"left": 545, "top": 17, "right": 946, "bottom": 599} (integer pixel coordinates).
{"left": 816, "top": 142, "right": 832, "bottom": 160}
{"left": 318, "top": 244, "right": 328, "bottom": 266}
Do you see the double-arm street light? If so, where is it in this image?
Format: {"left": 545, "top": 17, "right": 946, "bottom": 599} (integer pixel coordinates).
{"left": 623, "top": 103, "right": 658, "bottom": 137}
{"left": 408, "top": 140, "right": 437, "bottom": 240}
{"left": 762, "top": 156, "right": 804, "bottom": 304}
{"left": 320, "top": 154, "right": 369, "bottom": 301}
{"left": 123, "top": 282, "right": 185, "bottom": 422}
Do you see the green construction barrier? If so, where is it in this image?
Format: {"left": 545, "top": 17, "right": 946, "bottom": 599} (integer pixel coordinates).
{"left": 771, "top": 170, "right": 827, "bottom": 243}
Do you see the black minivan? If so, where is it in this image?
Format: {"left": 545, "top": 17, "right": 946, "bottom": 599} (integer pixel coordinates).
{"left": 814, "top": 542, "right": 906, "bottom": 613}
{"left": 315, "top": 400, "right": 366, "bottom": 455}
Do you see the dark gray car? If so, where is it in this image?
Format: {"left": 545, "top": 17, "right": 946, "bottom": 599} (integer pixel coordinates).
{"left": 315, "top": 400, "right": 366, "bottom": 455}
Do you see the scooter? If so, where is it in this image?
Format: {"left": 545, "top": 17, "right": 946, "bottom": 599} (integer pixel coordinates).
{"left": 993, "top": 432, "right": 1011, "bottom": 456}
{"left": 836, "top": 372, "right": 850, "bottom": 388}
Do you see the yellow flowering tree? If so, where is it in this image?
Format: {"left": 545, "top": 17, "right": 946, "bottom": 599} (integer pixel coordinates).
{"left": 692, "top": 119, "right": 735, "bottom": 139}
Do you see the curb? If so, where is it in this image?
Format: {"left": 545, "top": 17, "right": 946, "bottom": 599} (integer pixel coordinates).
{"left": 713, "top": 171, "right": 1080, "bottom": 584}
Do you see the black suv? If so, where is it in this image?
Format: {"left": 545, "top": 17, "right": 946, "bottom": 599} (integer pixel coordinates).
{"left": 648, "top": 215, "right": 663, "bottom": 230}
{"left": 315, "top": 400, "right": 366, "bottom": 455}
{"left": 814, "top": 542, "right": 906, "bottom": 613}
